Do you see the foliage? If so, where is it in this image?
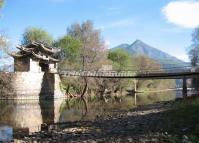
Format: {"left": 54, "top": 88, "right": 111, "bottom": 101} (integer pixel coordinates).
{"left": 0, "top": 73, "right": 13, "bottom": 95}
{"left": 60, "top": 20, "right": 108, "bottom": 101}
{"left": 22, "top": 27, "right": 53, "bottom": 45}
{"left": 67, "top": 20, "right": 107, "bottom": 70}
{"left": 160, "top": 98, "right": 199, "bottom": 142}
{"left": 188, "top": 28, "right": 199, "bottom": 90}
{"left": 189, "top": 27, "right": 199, "bottom": 66}
{"left": 103, "top": 49, "right": 133, "bottom": 98}
{"left": 0, "top": 0, "right": 4, "bottom": 9}
{"left": 132, "top": 55, "right": 162, "bottom": 71}
{"left": 108, "top": 49, "right": 131, "bottom": 70}
{"left": 56, "top": 35, "right": 82, "bottom": 70}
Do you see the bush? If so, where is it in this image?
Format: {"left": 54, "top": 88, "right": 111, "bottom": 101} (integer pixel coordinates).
{"left": 0, "top": 73, "right": 13, "bottom": 96}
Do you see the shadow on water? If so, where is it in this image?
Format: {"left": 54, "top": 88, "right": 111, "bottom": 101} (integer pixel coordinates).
{"left": 0, "top": 99, "right": 65, "bottom": 141}
{"left": 39, "top": 73, "right": 55, "bottom": 124}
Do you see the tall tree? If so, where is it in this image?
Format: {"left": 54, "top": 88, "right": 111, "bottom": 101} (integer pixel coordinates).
{"left": 107, "top": 49, "right": 132, "bottom": 97}
{"left": 63, "top": 20, "right": 107, "bottom": 104}
{"left": 22, "top": 27, "right": 53, "bottom": 45}
{"left": 67, "top": 20, "right": 106, "bottom": 70}
{"left": 108, "top": 48, "right": 131, "bottom": 70}
{"left": 188, "top": 28, "right": 199, "bottom": 90}
{"left": 189, "top": 27, "right": 199, "bottom": 66}
{"left": 56, "top": 35, "right": 82, "bottom": 69}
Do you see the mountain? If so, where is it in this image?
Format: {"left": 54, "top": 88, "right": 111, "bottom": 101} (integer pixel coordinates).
{"left": 112, "top": 40, "right": 189, "bottom": 69}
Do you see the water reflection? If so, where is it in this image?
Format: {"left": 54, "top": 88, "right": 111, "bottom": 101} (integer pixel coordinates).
{"left": 0, "top": 126, "right": 12, "bottom": 142}
{"left": 0, "top": 91, "right": 179, "bottom": 141}
{"left": 0, "top": 99, "right": 64, "bottom": 141}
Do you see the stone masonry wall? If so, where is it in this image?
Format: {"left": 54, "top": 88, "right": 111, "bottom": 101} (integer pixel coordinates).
{"left": 0, "top": 72, "right": 64, "bottom": 99}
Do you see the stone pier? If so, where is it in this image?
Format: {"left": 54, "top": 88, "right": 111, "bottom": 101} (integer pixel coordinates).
{"left": 183, "top": 77, "right": 187, "bottom": 98}
{"left": 0, "top": 72, "right": 64, "bottom": 100}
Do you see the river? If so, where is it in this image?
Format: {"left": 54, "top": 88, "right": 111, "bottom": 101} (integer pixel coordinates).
{"left": 0, "top": 91, "right": 179, "bottom": 141}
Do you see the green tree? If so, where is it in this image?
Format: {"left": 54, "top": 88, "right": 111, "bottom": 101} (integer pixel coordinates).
{"left": 22, "top": 27, "right": 53, "bottom": 45}
{"left": 108, "top": 48, "right": 131, "bottom": 70}
{"left": 106, "top": 49, "right": 132, "bottom": 97}
{"left": 56, "top": 35, "right": 82, "bottom": 69}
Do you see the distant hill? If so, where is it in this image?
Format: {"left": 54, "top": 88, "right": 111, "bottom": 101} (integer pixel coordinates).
{"left": 112, "top": 40, "right": 189, "bottom": 69}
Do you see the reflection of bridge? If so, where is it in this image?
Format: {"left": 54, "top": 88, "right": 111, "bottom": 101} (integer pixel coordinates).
{"left": 59, "top": 66, "right": 199, "bottom": 98}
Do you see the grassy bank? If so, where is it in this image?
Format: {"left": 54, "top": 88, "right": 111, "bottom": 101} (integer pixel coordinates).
{"left": 160, "top": 98, "right": 199, "bottom": 142}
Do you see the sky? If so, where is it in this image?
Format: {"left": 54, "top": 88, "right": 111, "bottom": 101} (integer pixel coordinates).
{"left": 0, "top": 0, "right": 198, "bottom": 62}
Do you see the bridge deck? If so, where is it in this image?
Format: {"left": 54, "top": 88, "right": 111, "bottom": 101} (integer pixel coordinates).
{"left": 59, "top": 69, "right": 199, "bottom": 79}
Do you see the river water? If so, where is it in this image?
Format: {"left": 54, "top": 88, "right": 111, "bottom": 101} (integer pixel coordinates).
{"left": 0, "top": 91, "right": 179, "bottom": 141}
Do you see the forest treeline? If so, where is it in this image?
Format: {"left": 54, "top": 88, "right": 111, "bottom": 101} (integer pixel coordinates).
{"left": 18, "top": 20, "right": 176, "bottom": 101}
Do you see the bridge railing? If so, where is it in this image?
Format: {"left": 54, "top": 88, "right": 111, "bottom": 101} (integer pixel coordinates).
{"left": 59, "top": 70, "right": 136, "bottom": 77}
{"left": 59, "top": 66, "right": 198, "bottom": 77}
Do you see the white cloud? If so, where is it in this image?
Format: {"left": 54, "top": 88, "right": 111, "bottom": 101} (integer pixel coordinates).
{"left": 162, "top": 0, "right": 199, "bottom": 28}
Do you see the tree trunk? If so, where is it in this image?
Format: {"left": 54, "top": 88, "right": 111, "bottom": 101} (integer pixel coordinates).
{"left": 81, "top": 77, "right": 88, "bottom": 114}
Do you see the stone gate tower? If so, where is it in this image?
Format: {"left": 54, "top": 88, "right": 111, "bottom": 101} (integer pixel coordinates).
{"left": 9, "top": 42, "right": 63, "bottom": 99}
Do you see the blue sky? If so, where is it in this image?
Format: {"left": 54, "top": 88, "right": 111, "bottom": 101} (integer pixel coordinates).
{"left": 0, "top": 0, "right": 198, "bottom": 62}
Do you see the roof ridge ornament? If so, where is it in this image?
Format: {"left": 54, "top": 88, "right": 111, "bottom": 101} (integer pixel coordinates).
{"left": 9, "top": 42, "right": 60, "bottom": 63}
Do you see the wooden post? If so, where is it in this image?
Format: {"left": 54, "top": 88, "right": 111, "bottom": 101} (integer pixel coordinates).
{"left": 183, "top": 77, "right": 187, "bottom": 98}
{"left": 134, "top": 80, "right": 137, "bottom": 105}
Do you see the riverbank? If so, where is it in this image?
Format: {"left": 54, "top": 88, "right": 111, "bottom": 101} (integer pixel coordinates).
{"left": 14, "top": 97, "right": 199, "bottom": 143}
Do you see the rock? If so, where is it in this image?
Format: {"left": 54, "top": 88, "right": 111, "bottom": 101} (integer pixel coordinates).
{"left": 182, "top": 135, "right": 192, "bottom": 143}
